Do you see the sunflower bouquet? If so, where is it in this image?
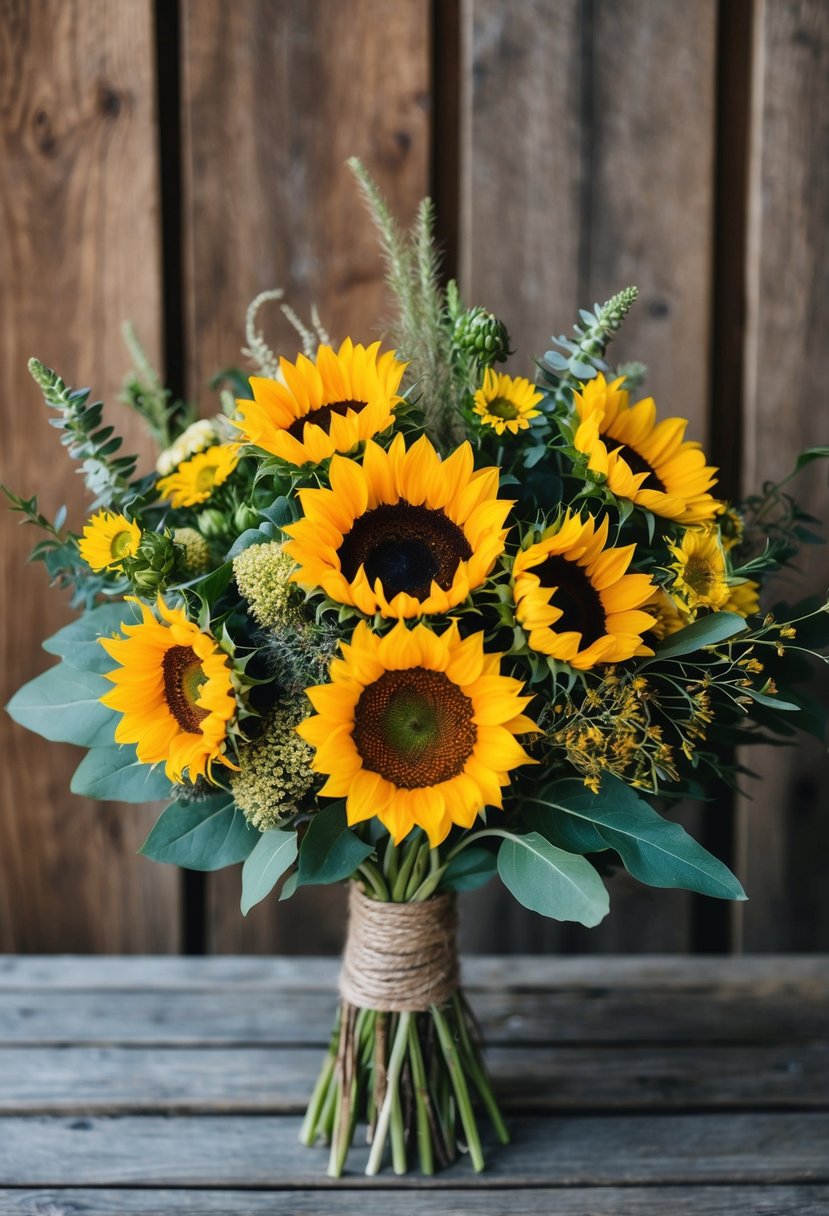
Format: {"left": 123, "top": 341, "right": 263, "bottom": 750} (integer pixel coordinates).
{"left": 5, "top": 160, "right": 829, "bottom": 1177}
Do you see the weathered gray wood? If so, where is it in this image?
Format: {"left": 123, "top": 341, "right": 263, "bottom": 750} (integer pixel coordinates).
{"left": 1, "top": 1187, "right": 827, "bottom": 1215}
{"left": 735, "top": 0, "right": 829, "bottom": 953}
{"left": 1, "top": 967, "right": 826, "bottom": 1045}
{"left": 2, "top": 953, "right": 826, "bottom": 990}
{"left": 0, "top": 1112, "right": 826, "bottom": 1187}
{"left": 1, "top": 1041, "right": 826, "bottom": 1114}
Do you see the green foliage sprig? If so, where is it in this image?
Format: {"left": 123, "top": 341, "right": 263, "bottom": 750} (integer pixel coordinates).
{"left": 28, "top": 358, "right": 145, "bottom": 512}
{"left": 120, "top": 322, "right": 192, "bottom": 451}
{"left": 540, "top": 285, "right": 640, "bottom": 409}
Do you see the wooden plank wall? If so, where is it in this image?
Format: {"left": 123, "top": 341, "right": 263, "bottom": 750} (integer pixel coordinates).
{"left": 0, "top": 0, "right": 826, "bottom": 955}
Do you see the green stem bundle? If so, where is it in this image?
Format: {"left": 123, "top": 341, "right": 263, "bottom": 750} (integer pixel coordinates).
{"left": 300, "top": 837, "right": 508, "bottom": 1176}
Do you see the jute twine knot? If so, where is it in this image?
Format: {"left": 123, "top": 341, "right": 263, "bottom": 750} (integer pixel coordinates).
{"left": 338, "top": 883, "right": 459, "bottom": 1012}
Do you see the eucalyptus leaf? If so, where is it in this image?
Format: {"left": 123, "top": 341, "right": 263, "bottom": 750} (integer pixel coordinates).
{"left": 225, "top": 526, "right": 276, "bottom": 559}
{"left": 648, "top": 611, "right": 748, "bottom": 661}
{"left": 7, "top": 663, "right": 115, "bottom": 747}
{"left": 42, "top": 601, "right": 138, "bottom": 673}
{"left": 260, "top": 496, "right": 295, "bottom": 527}
{"left": 441, "top": 847, "right": 498, "bottom": 892}
{"left": 296, "top": 802, "right": 373, "bottom": 887}
{"left": 71, "top": 745, "right": 173, "bottom": 803}
{"left": 524, "top": 777, "right": 746, "bottom": 901}
{"left": 140, "top": 796, "right": 258, "bottom": 871}
{"left": 241, "top": 828, "right": 298, "bottom": 914}
{"left": 794, "top": 446, "right": 829, "bottom": 474}
{"left": 497, "top": 832, "right": 609, "bottom": 926}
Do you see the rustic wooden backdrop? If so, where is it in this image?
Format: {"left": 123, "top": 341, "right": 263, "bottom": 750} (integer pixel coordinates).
{"left": 1, "top": 0, "right": 827, "bottom": 956}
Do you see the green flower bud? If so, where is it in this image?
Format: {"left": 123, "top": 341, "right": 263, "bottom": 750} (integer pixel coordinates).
{"left": 173, "top": 527, "right": 211, "bottom": 576}
{"left": 233, "top": 541, "right": 302, "bottom": 628}
{"left": 234, "top": 502, "right": 261, "bottom": 533}
{"left": 453, "top": 306, "right": 511, "bottom": 367}
{"left": 122, "top": 530, "right": 177, "bottom": 595}
{"left": 231, "top": 699, "right": 316, "bottom": 831}
{"left": 197, "top": 507, "right": 229, "bottom": 540}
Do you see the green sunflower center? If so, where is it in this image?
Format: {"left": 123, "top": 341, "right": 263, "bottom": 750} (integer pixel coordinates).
{"left": 534, "top": 554, "right": 607, "bottom": 649}
{"left": 162, "top": 645, "right": 209, "bottom": 733}
{"left": 338, "top": 501, "right": 473, "bottom": 602}
{"left": 353, "top": 667, "right": 476, "bottom": 788}
{"left": 288, "top": 398, "right": 367, "bottom": 441}
{"left": 487, "top": 396, "right": 520, "bottom": 420}
{"left": 196, "top": 466, "right": 218, "bottom": 492}
{"left": 110, "top": 529, "right": 135, "bottom": 559}
{"left": 609, "top": 440, "right": 667, "bottom": 493}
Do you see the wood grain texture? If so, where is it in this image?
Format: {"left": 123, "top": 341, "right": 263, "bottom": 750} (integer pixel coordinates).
{"left": 1, "top": 1111, "right": 826, "bottom": 1187}
{"left": 460, "top": 0, "right": 718, "bottom": 955}
{"left": 0, "top": 0, "right": 179, "bottom": 952}
{"left": 1, "top": 1191, "right": 827, "bottom": 1216}
{"left": 1, "top": 953, "right": 826, "bottom": 1044}
{"left": 178, "top": 0, "right": 431, "bottom": 952}
{"left": 2, "top": 1040, "right": 826, "bottom": 1113}
{"left": 736, "top": 0, "right": 829, "bottom": 951}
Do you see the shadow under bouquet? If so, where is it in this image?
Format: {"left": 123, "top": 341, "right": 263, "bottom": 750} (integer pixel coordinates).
{"left": 5, "top": 161, "right": 829, "bottom": 1177}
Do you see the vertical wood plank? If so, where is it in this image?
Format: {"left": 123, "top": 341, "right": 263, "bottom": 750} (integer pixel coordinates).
{"left": 461, "top": 0, "right": 718, "bottom": 952}
{"left": 179, "top": 0, "right": 431, "bottom": 952}
{"left": 736, "top": 0, "right": 829, "bottom": 951}
{"left": 0, "top": 0, "right": 180, "bottom": 951}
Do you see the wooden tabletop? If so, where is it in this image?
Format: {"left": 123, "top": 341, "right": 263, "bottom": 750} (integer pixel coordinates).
{"left": 0, "top": 955, "right": 827, "bottom": 1214}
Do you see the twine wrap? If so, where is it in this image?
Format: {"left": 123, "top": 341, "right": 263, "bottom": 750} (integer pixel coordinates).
{"left": 338, "top": 883, "right": 459, "bottom": 1012}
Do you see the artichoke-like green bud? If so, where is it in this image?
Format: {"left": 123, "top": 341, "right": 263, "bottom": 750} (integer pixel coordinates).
{"left": 197, "top": 507, "right": 229, "bottom": 540}
{"left": 233, "top": 541, "right": 302, "bottom": 628}
{"left": 234, "top": 502, "right": 261, "bottom": 533}
{"left": 453, "top": 306, "right": 511, "bottom": 367}
{"left": 173, "top": 527, "right": 211, "bottom": 576}
{"left": 122, "top": 529, "right": 177, "bottom": 595}
{"left": 231, "top": 700, "right": 316, "bottom": 831}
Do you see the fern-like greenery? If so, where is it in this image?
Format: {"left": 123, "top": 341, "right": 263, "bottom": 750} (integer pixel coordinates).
{"left": 120, "top": 322, "right": 191, "bottom": 450}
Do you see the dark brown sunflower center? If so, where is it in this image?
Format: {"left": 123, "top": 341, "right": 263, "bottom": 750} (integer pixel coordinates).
{"left": 162, "top": 645, "right": 209, "bottom": 734}
{"left": 287, "top": 398, "right": 367, "bottom": 440}
{"left": 609, "top": 440, "right": 666, "bottom": 493}
{"left": 534, "top": 555, "right": 607, "bottom": 648}
{"left": 353, "top": 667, "right": 477, "bottom": 788}
{"left": 338, "top": 501, "right": 473, "bottom": 601}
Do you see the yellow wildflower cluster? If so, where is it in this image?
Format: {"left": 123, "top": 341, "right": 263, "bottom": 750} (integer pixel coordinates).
{"left": 551, "top": 676, "right": 679, "bottom": 794}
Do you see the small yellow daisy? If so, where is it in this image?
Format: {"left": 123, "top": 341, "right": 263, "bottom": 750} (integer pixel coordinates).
{"left": 157, "top": 443, "right": 240, "bottom": 509}
{"left": 78, "top": 511, "right": 142, "bottom": 572}
{"left": 667, "top": 528, "right": 730, "bottom": 612}
{"left": 473, "top": 369, "right": 543, "bottom": 436}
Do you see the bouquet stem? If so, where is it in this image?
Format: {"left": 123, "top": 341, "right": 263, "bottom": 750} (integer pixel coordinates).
{"left": 301, "top": 877, "right": 508, "bottom": 1176}
{"left": 303, "top": 993, "right": 507, "bottom": 1176}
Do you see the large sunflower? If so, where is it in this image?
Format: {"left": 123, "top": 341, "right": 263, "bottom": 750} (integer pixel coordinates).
{"left": 79, "top": 510, "right": 141, "bottom": 572}
{"left": 157, "top": 443, "right": 240, "bottom": 508}
{"left": 473, "top": 369, "right": 543, "bottom": 435}
{"left": 513, "top": 511, "right": 656, "bottom": 669}
{"left": 573, "top": 374, "right": 719, "bottom": 524}
{"left": 235, "top": 339, "right": 407, "bottom": 466}
{"left": 283, "top": 433, "right": 511, "bottom": 618}
{"left": 297, "top": 620, "right": 537, "bottom": 846}
{"left": 100, "top": 598, "right": 238, "bottom": 783}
